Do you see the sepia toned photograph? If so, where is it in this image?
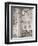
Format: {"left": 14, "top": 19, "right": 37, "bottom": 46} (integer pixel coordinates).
{"left": 11, "top": 7, "right": 32, "bottom": 39}
{"left": 5, "top": 2, "right": 37, "bottom": 44}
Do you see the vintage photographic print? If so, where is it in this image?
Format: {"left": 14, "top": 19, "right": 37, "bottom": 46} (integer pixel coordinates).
{"left": 11, "top": 7, "right": 32, "bottom": 38}
{"left": 5, "top": 2, "right": 37, "bottom": 44}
